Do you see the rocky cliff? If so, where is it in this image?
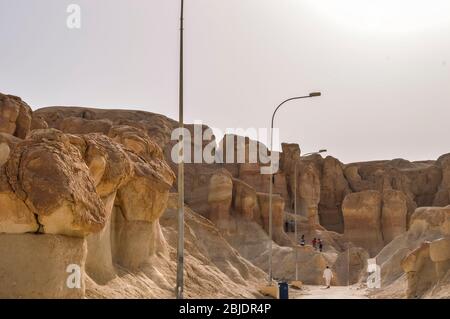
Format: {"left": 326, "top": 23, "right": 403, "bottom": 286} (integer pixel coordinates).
{"left": 0, "top": 92, "right": 448, "bottom": 298}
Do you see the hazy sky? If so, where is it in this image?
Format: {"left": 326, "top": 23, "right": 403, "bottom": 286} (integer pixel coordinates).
{"left": 1, "top": 0, "right": 449, "bottom": 163}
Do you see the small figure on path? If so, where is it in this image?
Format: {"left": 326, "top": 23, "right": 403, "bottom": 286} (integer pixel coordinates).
{"left": 312, "top": 238, "right": 317, "bottom": 250}
{"left": 319, "top": 239, "right": 323, "bottom": 252}
{"left": 323, "top": 266, "right": 333, "bottom": 289}
{"left": 300, "top": 235, "right": 305, "bottom": 246}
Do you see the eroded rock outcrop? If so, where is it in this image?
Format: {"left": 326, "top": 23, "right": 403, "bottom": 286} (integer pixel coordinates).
{"left": 373, "top": 206, "right": 450, "bottom": 298}
{"left": 333, "top": 246, "right": 369, "bottom": 286}
{"left": 319, "top": 156, "right": 351, "bottom": 233}
{"left": 382, "top": 190, "right": 408, "bottom": 244}
{"left": 5, "top": 129, "right": 107, "bottom": 237}
{"left": 0, "top": 102, "right": 178, "bottom": 297}
{"left": 208, "top": 169, "right": 233, "bottom": 225}
{"left": 232, "top": 178, "right": 258, "bottom": 221}
{"left": 344, "top": 159, "right": 440, "bottom": 219}
{"left": 342, "top": 190, "right": 384, "bottom": 256}
{"left": 433, "top": 154, "right": 450, "bottom": 207}
{"left": 257, "top": 192, "right": 290, "bottom": 245}
{"left": 0, "top": 93, "right": 32, "bottom": 139}
{"left": 342, "top": 189, "right": 409, "bottom": 256}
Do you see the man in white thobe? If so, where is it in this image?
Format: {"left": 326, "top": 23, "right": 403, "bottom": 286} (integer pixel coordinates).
{"left": 323, "top": 266, "right": 333, "bottom": 288}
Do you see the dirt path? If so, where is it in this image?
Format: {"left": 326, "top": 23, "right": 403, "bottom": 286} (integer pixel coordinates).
{"left": 290, "top": 285, "right": 369, "bottom": 299}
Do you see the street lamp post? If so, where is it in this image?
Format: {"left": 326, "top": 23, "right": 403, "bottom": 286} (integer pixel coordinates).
{"left": 293, "top": 149, "right": 327, "bottom": 281}
{"left": 176, "top": 0, "right": 185, "bottom": 299}
{"left": 268, "top": 92, "right": 322, "bottom": 284}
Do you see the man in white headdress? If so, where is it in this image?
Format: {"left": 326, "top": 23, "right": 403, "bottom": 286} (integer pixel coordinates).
{"left": 323, "top": 266, "right": 333, "bottom": 289}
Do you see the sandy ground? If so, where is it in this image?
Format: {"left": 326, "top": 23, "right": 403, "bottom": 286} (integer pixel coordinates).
{"left": 290, "top": 285, "right": 369, "bottom": 299}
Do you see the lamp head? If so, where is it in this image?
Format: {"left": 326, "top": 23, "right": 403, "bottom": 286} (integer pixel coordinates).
{"left": 309, "top": 92, "right": 322, "bottom": 97}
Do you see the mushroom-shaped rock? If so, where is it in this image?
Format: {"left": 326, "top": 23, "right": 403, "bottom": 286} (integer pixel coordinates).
{"left": 113, "top": 134, "right": 175, "bottom": 270}
{"left": 5, "top": 129, "right": 107, "bottom": 237}
{"left": 79, "top": 133, "right": 133, "bottom": 198}
{"left": 0, "top": 168, "right": 38, "bottom": 233}
{"left": 117, "top": 150, "right": 174, "bottom": 223}
{"left": 109, "top": 125, "right": 163, "bottom": 161}
{"left": 70, "top": 133, "right": 134, "bottom": 283}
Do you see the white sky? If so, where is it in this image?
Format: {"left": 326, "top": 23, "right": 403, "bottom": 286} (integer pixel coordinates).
{"left": 0, "top": 0, "right": 449, "bottom": 163}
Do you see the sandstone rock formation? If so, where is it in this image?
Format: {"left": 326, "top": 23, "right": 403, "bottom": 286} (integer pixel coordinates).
{"left": 344, "top": 159, "right": 441, "bottom": 218}
{"left": 319, "top": 156, "right": 351, "bottom": 233}
{"left": 0, "top": 234, "right": 87, "bottom": 298}
{"left": 207, "top": 169, "right": 233, "bottom": 225}
{"left": 5, "top": 129, "right": 107, "bottom": 237}
{"left": 373, "top": 206, "right": 450, "bottom": 298}
{"left": 232, "top": 178, "right": 258, "bottom": 221}
{"left": 0, "top": 93, "right": 32, "bottom": 139}
{"left": 257, "top": 192, "right": 291, "bottom": 245}
{"left": 1, "top": 94, "right": 448, "bottom": 299}
{"left": 342, "top": 189, "right": 409, "bottom": 256}
{"left": 401, "top": 241, "right": 437, "bottom": 298}
{"left": 332, "top": 246, "right": 369, "bottom": 286}
{"left": 434, "top": 154, "right": 450, "bottom": 207}
{"left": 381, "top": 190, "right": 408, "bottom": 244}
{"left": 342, "top": 190, "right": 384, "bottom": 256}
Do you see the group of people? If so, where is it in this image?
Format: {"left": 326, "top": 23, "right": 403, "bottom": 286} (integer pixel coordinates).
{"left": 298, "top": 235, "right": 332, "bottom": 288}
{"left": 299, "top": 235, "right": 323, "bottom": 252}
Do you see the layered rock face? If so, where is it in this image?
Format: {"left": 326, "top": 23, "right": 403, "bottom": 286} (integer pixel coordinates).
{"left": 342, "top": 190, "right": 408, "bottom": 256}
{"left": 344, "top": 160, "right": 442, "bottom": 215}
{"left": 381, "top": 190, "right": 408, "bottom": 244}
{"left": 342, "top": 191, "right": 384, "bottom": 256}
{"left": 319, "top": 156, "right": 351, "bottom": 233}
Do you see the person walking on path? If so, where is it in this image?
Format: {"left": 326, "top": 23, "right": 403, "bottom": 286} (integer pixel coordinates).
{"left": 323, "top": 266, "right": 333, "bottom": 288}
{"left": 319, "top": 239, "right": 323, "bottom": 252}
{"left": 312, "top": 238, "right": 317, "bottom": 250}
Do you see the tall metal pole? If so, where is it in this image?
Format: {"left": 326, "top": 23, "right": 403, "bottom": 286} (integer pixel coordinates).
{"left": 176, "top": 0, "right": 185, "bottom": 300}
{"left": 294, "top": 162, "right": 298, "bottom": 281}
{"left": 268, "top": 93, "right": 321, "bottom": 285}
{"left": 268, "top": 128, "right": 274, "bottom": 284}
